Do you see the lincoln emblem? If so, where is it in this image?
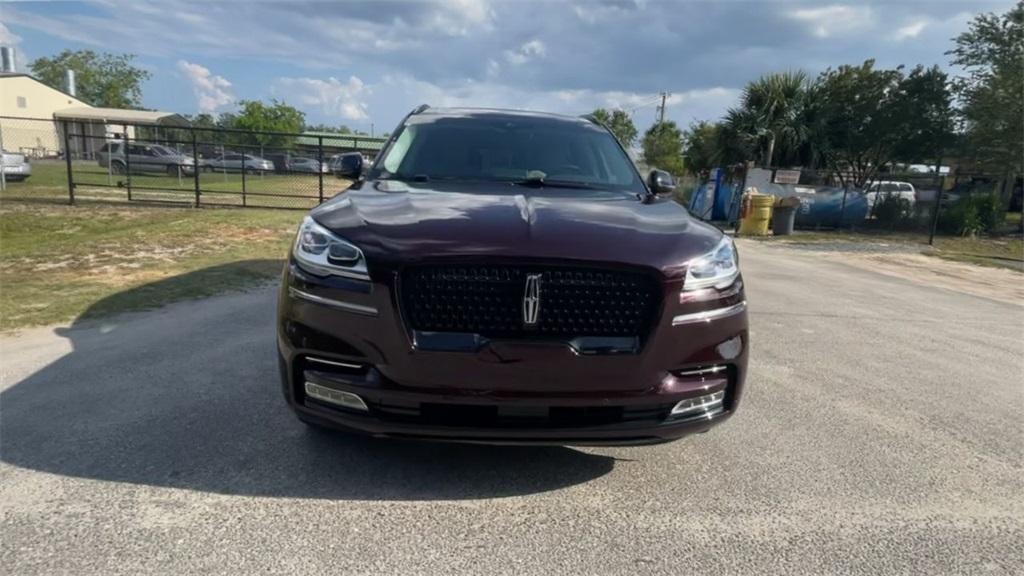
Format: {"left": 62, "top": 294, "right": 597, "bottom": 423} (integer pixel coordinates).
{"left": 522, "top": 274, "right": 542, "bottom": 326}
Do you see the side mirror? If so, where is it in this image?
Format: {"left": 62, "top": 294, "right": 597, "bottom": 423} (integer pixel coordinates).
{"left": 648, "top": 169, "right": 676, "bottom": 196}
{"left": 337, "top": 155, "right": 364, "bottom": 178}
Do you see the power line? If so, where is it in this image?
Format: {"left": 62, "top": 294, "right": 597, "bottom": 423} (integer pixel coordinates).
{"left": 626, "top": 95, "right": 664, "bottom": 115}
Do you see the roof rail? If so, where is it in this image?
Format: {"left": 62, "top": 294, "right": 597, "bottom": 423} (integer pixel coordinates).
{"left": 580, "top": 113, "right": 602, "bottom": 125}
{"left": 411, "top": 104, "right": 430, "bottom": 115}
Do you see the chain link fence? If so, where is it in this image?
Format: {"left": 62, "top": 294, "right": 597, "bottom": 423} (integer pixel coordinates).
{"left": 0, "top": 116, "right": 385, "bottom": 209}
{"left": 688, "top": 163, "right": 1020, "bottom": 242}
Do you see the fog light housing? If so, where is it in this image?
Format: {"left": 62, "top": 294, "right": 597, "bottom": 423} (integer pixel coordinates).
{"left": 305, "top": 382, "right": 369, "bottom": 412}
{"left": 670, "top": 390, "right": 725, "bottom": 420}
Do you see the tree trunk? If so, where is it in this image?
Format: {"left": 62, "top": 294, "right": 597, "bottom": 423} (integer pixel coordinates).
{"left": 764, "top": 134, "right": 776, "bottom": 168}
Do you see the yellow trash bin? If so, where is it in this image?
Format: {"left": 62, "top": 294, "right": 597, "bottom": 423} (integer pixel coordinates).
{"left": 738, "top": 193, "right": 774, "bottom": 236}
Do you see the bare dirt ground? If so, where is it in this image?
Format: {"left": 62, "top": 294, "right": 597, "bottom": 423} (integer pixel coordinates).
{"left": 747, "top": 239, "right": 1024, "bottom": 306}
{"left": 842, "top": 252, "right": 1024, "bottom": 306}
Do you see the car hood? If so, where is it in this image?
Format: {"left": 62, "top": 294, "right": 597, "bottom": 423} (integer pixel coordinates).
{"left": 311, "top": 181, "right": 725, "bottom": 277}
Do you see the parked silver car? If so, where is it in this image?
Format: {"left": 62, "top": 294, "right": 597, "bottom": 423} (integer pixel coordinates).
{"left": 1, "top": 151, "right": 32, "bottom": 182}
{"left": 288, "top": 157, "right": 329, "bottom": 174}
{"left": 201, "top": 153, "right": 274, "bottom": 174}
{"left": 97, "top": 142, "right": 196, "bottom": 176}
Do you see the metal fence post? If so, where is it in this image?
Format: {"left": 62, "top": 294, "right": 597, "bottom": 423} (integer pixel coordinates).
{"left": 192, "top": 129, "right": 201, "bottom": 207}
{"left": 241, "top": 146, "right": 247, "bottom": 207}
{"left": 122, "top": 127, "right": 132, "bottom": 201}
{"left": 61, "top": 120, "right": 74, "bottom": 204}
{"left": 318, "top": 135, "right": 324, "bottom": 204}
{"left": 0, "top": 120, "right": 7, "bottom": 193}
{"left": 928, "top": 179, "right": 944, "bottom": 246}
{"left": 838, "top": 184, "right": 849, "bottom": 229}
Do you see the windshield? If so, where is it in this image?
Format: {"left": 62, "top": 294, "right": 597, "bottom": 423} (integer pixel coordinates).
{"left": 372, "top": 115, "right": 643, "bottom": 191}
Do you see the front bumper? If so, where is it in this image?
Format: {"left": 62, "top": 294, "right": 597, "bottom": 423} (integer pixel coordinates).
{"left": 277, "top": 263, "right": 749, "bottom": 445}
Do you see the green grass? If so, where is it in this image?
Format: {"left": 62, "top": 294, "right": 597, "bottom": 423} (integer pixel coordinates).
{"left": 0, "top": 200, "right": 304, "bottom": 330}
{"left": 1, "top": 160, "right": 358, "bottom": 329}
{"left": 761, "top": 229, "right": 1023, "bottom": 271}
{"left": 2, "top": 160, "right": 352, "bottom": 209}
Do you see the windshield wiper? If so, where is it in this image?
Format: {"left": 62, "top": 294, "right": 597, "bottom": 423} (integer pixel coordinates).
{"left": 512, "top": 171, "right": 601, "bottom": 190}
{"left": 382, "top": 173, "right": 430, "bottom": 182}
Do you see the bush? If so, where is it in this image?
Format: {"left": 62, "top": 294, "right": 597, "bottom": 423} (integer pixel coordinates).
{"left": 871, "top": 194, "right": 912, "bottom": 226}
{"left": 937, "top": 194, "right": 1003, "bottom": 236}
{"left": 974, "top": 194, "right": 1006, "bottom": 232}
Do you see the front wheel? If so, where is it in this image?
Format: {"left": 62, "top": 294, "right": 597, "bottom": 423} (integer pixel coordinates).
{"left": 166, "top": 165, "right": 179, "bottom": 177}
{"left": 111, "top": 161, "right": 126, "bottom": 175}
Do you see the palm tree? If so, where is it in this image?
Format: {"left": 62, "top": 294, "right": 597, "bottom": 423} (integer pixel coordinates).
{"left": 727, "top": 71, "right": 811, "bottom": 167}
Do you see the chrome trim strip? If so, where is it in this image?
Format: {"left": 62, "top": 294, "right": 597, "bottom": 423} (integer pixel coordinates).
{"left": 306, "top": 357, "right": 365, "bottom": 370}
{"left": 672, "top": 301, "right": 747, "bottom": 326}
{"left": 289, "top": 287, "right": 379, "bottom": 317}
{"left": 673, "top": 365, "right": 728, "bottom": 377}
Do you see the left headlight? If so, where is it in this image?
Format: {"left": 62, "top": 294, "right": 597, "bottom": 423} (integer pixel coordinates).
{"left": 683, "top": 236, "right": 739, "bottom": 291}
{"left": 293, "top": 216, "right": 369, "bottom": 280}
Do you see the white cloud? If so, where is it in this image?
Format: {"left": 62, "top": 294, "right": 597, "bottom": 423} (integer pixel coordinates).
{"left": 486, "top": 58, "right": 501, "bottom": 77}
{"left": 272, "top": 76, "right": 371, "bottom": 121}
{"left": 787, "top": 5, "right": 874, "bottom": 38}
{"left": 504, "top": 39, "right": 546, "bottom": 65}
{"left": 379, "top": 74, "right": 738, "bottom": 126}
{"left": 573, "top": 0, "right": 647, "bottom": 24}
{"left": 426, "top": 0, "right": 494, "bottom": 35}
{"left": 177, "top": 60, "right": 234, "bottom": 112}
{"left": 894, "top": 19, "right": 929, "bottom": 40}
{"left": 0, "top": 22, "right": 23, "bottom": 45}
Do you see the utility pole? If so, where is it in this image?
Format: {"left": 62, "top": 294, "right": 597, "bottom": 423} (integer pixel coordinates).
{"left": 658, "top": 92, "right": 669, "bottom": 124}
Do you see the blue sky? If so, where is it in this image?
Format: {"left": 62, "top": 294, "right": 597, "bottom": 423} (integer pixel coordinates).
{"left": 0, "top": 0, "right": 1012, "bottom": 135}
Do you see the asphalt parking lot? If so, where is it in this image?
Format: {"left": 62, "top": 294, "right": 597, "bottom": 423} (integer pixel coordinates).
{"left": 1, "top": 240, "right": 1021, "bottom": 575}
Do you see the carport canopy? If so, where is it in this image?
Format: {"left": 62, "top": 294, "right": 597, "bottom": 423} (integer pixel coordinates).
{"left": 53, "top": 107, "right": 190, "bottom": 127}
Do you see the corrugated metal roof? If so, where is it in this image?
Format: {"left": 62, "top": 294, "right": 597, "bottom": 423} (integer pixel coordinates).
{"left": 54, "top": 107, "right": 190, "bottom": 126}
{"left": 296, "top": 131, "right": 387, "bottom": 151}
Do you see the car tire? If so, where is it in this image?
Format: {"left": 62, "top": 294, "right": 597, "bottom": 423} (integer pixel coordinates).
{"left": 111, "top": 161, "right": 126, "bottom": 175}
{"left": 166, "top": 165, "right": 179, "bottom": 177}
{"left": 203, "top": 165, "right": 213, "bottom": 173}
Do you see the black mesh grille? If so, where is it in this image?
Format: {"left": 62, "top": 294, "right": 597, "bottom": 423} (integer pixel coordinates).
{"left": 400, "top": 264, "right": 659, "bottom": 339}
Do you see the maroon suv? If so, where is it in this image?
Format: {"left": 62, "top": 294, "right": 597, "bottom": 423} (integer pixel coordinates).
{"left": 277, "top": 107, "right": 748, "bottom": 445}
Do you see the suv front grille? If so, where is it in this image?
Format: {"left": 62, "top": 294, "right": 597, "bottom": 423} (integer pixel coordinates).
{"left": 400, "top": 264, "right": 659, "bottom": 340}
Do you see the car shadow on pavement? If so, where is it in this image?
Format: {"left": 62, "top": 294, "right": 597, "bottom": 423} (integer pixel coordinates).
{"left": 0, "top": 261, "right": 615, "bottom": 500}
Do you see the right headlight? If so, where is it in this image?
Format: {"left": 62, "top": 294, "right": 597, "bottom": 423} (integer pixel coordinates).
{"left": 293, "top": 216, "right": 369, "bottom": 280}
{"left": 683, "top": 236, "right": 739, "bottom": 291}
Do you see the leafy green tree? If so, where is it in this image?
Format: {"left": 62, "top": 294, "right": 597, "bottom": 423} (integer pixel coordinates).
{"left": 815, "top": 60, "right": 906, "bottom": 187}
{"left": 305, "top": 123, "right": 353, "bottom": 134}
{"left": 590, "top": 108, "right": 639, "bottom": 148}
{"left": 682, "top": 121, "right": 722, "bottom": 177}
{"left": 29, "top": 50, "right": 151, "bottom": 108}
{"left": 230, "top": 100, "right": 305, "bottom": 149}
{"left": 642, "top": 121, "right": 685, "bottom": 175}
{"left": 889, "top": 65, "right": 955, "bottom": 167}
{"left": 948, "top": 1, "right": 1023, "bottom": 177}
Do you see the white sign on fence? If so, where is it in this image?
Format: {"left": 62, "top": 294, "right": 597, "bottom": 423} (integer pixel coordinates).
{"left": 773, "top": 169, "right": 801, "bottom": 185}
